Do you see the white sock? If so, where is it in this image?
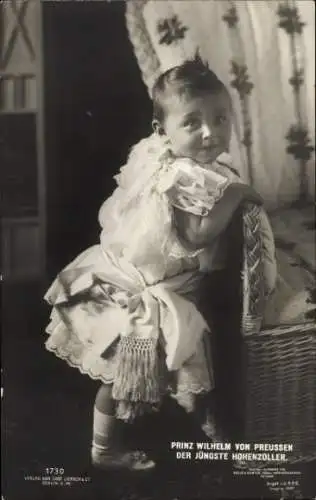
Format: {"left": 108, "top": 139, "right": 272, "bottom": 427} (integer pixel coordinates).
{"left": 92, "top": 407, "right": 117, "bottom": 453}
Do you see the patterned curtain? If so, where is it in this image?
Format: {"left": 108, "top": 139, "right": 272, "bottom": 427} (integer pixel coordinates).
{"left": 125, "top": 0, "right": 315, "bottom": 211}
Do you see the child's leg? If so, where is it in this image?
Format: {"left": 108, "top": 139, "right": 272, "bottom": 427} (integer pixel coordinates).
{"left": 196, "top": 391, "right": 225, "bottom": 442}
{"left": 91, "top": 384, "right": 155, "bottom": 471}
{"left": 92, "top": 384, "right": 117, "bottom": 453}
{"left": 95, "top": 383, "right": 117, "bottom": 414}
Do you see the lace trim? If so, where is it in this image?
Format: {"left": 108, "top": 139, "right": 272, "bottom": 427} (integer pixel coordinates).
{"left": 45, "top": 325, "right": 117, "bottom": 384}
{"left": 170, "top": 386, "right": 210, "bottom": 413}
{"left": 157, "top": 157, "right": 230, "bottom": 217}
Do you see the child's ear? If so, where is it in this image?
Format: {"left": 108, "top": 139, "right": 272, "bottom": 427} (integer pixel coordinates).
{"left": 152, "top": 119, "right": 165, "bottom": 137}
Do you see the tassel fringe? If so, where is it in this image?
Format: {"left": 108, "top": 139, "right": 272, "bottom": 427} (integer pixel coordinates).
{"left": 112, "top": 336, "right": 163, "bottom": 404}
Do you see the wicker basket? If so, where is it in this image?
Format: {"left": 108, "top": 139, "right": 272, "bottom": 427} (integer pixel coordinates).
{"left": 244, "top": 321, "right": 316, "bottom": 463}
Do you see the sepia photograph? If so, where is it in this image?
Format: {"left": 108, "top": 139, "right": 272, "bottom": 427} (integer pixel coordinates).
{"left": 1, "top": 1, "right": 315, "bottom": 499}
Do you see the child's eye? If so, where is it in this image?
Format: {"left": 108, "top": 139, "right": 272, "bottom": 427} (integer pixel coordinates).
{"left": 183, "top": 118, "right": 200, "bottom": 129}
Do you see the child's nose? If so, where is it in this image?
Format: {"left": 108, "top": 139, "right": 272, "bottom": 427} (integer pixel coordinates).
{"left": 201, "top": 122, "right": 212, "bottom": 140}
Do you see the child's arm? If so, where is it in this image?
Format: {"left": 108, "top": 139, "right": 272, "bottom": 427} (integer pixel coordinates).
{"left": 174, "top": 183, "right": 263, "bottom": 250}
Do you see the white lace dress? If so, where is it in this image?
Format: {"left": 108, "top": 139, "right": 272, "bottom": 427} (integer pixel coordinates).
{"left": 44, "top": 134, "right": 276, "bottom": 419}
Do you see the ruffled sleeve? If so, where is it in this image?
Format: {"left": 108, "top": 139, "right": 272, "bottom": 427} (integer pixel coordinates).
{"left": 97, "top": 134, "right": 173, "bottom": 256}
{"left": 156, "top": 156, "right": 230, "bottom": 217}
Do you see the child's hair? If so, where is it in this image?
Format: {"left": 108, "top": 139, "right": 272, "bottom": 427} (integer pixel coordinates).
{"left": 152, "top": 54, "right": 228, "bottom": 124}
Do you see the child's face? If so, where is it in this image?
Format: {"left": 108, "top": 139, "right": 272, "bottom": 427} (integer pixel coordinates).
{"left": 161, "top": 90, "right": 232, "bottom": 165}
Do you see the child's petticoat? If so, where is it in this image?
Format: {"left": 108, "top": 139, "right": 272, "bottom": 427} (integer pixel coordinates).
{"left": 45, "top": 243, "right": 213, "bottom": 420}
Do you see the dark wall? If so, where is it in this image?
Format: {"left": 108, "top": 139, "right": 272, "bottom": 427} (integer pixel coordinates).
{"left": 43, "top": 1, "right": 152, "bottom": 277}
{"left": 0, "top": 114, "right": 37, "bottom": 217}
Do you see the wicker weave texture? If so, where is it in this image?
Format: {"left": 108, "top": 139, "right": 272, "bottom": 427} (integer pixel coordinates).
{"left": 244, "top": 323, "right": 316, "bottom": 463}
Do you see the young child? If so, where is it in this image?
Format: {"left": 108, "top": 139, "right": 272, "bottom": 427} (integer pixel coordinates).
{"left": 44, "top": 57, "right": 276, "bottom": 472}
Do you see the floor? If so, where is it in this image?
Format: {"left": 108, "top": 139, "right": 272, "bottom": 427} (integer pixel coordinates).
{"left": 2, "top": 282, "right": 315, "bottom": 500}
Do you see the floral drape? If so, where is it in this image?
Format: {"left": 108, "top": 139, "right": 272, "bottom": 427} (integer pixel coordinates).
{"left": 125, "top": 0, "right": 315, "bottom": 211}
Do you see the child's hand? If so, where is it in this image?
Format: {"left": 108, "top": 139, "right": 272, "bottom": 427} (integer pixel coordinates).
{"left": 174, "top": 181, "right": 263, "bottom": 250}
{"left": 227, "top": 183, "right": 263, "bottom": 206}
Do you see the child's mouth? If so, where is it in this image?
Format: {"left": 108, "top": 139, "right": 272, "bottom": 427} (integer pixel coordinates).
{"left": 203, "top": 142, "right": 221, "bottom": 151}
{"left": 199, "top": 145, "right": 222, "bottom": 160}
